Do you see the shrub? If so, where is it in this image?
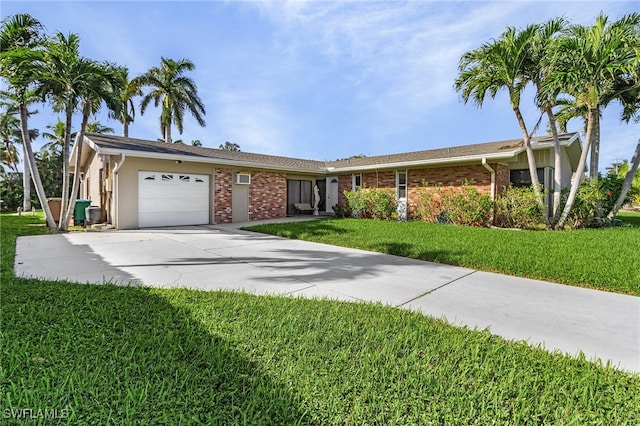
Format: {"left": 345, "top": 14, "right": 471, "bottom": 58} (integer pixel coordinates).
{"left": 0, "top": 171, "right": 25, "bottom": 212}
{"left": 414, "top": 182, "right": 444, "bottom": 223}
{"left": 332, "top": 203, "right": 352, "bottom": 218}
{"left": 495, "top": 185, "right": 546, "bottom": 229}
{"left": 343, "top": 188, "right": 397, "bottom": 220}
{"left": 415, "top": 180, "right": 492, "bottom": 227}
{"left": 344, "top": 189, "right": 366, "bottom": 218}
{"left": 441, "top": 184, "right": 493, "bottom": 227}
{"left": 556, "top": 175, "right": 635, "bottom": 229}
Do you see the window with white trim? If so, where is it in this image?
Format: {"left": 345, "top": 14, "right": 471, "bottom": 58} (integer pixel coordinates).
{"left": 352, "top": 174, "right": 362, "bottom": 191}
{"left": 396, "top": 171, "right": 407, "bottom": 200}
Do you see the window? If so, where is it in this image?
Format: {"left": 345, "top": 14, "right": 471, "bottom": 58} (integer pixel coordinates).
{"left": 397, "top": 171, "right": 407, "bottom": 200}
{"left": 352, "top": 174, "right": 362, "bottom": 191}
{"left": 510, "top": 168, "right": 544, "bottom": 188}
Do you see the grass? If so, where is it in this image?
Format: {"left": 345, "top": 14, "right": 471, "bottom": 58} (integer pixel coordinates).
{"left": 246, "top": 212, "right": 640, "bottom": 296}
{"left": 2, "top": 213, "right": 640, "bottom": 424}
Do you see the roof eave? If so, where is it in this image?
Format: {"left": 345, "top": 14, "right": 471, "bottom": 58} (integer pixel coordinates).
{"left": 327, "top": 151, "right": 521, "bottom": 173}
{"left": 94, "top": 146, "right": 324, "bottom": 174}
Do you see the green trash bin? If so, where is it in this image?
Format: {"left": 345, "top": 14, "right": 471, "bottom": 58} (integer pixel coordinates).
{"left": 74, "top": 199, "right": 91, "bottom": 226}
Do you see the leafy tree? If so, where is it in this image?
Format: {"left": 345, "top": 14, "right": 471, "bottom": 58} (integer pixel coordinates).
{"left": 219, "top": 141, "right": 240, "bottom": 151}
{"left": 135, "top": 57, "right": 206, "bottom": 144}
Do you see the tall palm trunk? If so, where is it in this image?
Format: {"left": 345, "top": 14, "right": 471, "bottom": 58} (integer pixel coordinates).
{"left": 19, "top": 104, "right": 56, "bottom": 230}
{"left": 58, "top": 107, "right": 74, "bottom": 229}
{"left": 555, "top": 107, "right": 596, "bottom": 229}
{"left": 588, "top": 113, "right": 600, "bottom": 177}
{"left": 164, "top": 122, "right": 171, "bottom": 144}
{"left": 61, "top": 103, "right": 90, "bottom": 231}
{"left": 513, "top": 106, "right": 546, "bottom": 211}
{"left": 607, "top": 137, "right": 640, "bottom": 221}
{"left": 546, "top": 108, "right": 562, "bottom": 223}
{"left": 22, "top": 143, "right": 31, "bottom": 211}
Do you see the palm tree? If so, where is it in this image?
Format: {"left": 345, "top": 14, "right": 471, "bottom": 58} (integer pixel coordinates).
{"left": 0, "top": 96, "right": 40, "bottom": 210}
{"left": 86, "top": 121, "right": 114, "bottom": 134}
{"left": 0, "top": 13, "right": 57, "bottom": 229}
{"left": 0, "top": 103, "right": 21, "bottom": 172}
{"left": 544, "top": 12, "right": 640, "bottom": 228}
{"left": 135, "top": 57, "right": 206, "bottom": 144}
{"left": 606, "top": 71, "right": 640, "bottom": 220}
{"left": 109, "top": 66, "right": 141, "bottom": 138}
{"left": 37, "top": 32, "right": 90, "bottom": 229}
{"left": 41, "top": 118, "right": 65, "bottom": 154}
{"left": 59, "top": 61, "right": 121, "bottom": 230}
{"left": 529, "top": 18, "right": 567, "bottom": 222}
{"left": 219, "top": 141, "right": 240, "bottom": 151}
{"left": 456, "top": 24, "right": 547, "bottom": 211}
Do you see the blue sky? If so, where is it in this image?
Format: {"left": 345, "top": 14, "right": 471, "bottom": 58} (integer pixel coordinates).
{"left": 3, "top": 1, "right": 639, "bottom": 171}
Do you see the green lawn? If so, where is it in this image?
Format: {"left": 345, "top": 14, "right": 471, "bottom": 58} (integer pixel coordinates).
{"left": 2, "top": 213, "right": 639, "bottom": 424}
{"left": 246, "top": 212, "right": 640, "bottom": 296}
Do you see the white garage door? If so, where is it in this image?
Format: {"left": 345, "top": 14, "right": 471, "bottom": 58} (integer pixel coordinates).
{"left": 138, "top": 171, "right": 210, "bottom": 228}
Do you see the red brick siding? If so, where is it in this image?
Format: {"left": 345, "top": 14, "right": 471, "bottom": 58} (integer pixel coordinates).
{"left": 495, "top": 163, "right": 510, "bottom": 195}
{"left": 363, "top": 171, "right": 396, "bottom": 188}
{"left": 337, "top": 175, "right": 352, "bottom": 205}
{"left": 337, "top": 164, "right": 498, "bottom": 219}
{"left": 249, "top": 171, "right": 287, "bottom": 220}
{"left": 214, "top": 169, "right": 233, "bottom": 223}
{"left": 406, "top": 165, "right": 494, "bottom": 218}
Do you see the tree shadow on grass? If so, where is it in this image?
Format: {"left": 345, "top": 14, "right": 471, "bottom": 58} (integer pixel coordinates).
{"left": 2, "top": 278, "right": 308, "bottom": 424}
{"left": 370, "top": 241, "right": 463, "bottom": 264}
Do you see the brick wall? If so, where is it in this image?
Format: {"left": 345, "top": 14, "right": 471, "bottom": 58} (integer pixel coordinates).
{"left": 214, "top": 168, "right": 233, "bottom": 223}
{"left": 337, "top": 164, "right": 501, "bottom": 219}
{"left": 249, "top": 171, "right": 287, "bottom": 220}
{"left": 337, "top": 175, "right": 352, "bottom": 205}
{"left": 495, "top": 163, "right": 510, "bottom": 195}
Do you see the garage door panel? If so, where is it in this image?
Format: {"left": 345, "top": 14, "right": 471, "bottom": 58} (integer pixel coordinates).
{"left": 138, "top": 172, "right": 210, "bottom": 228}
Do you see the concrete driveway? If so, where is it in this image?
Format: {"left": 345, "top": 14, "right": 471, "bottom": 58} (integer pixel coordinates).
{"left": 15, "top": 220, "right": 640, "bottom": 374}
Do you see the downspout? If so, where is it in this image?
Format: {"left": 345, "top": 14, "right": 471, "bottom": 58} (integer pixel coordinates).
{"left": 481, "top": 157, "right": 495, "bottom": 200}
{"left": 112, "top": 153, "right": 126, "bottom": 229}
{"left": 482, "top": 157, "right": 496, "bottom": 226}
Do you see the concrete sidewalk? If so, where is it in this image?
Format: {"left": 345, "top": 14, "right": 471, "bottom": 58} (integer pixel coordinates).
{"left": 15, "top": 221, "right": 640, "bottom": 373}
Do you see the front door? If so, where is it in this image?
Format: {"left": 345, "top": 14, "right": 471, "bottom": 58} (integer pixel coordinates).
{"left": 326, "top": 176, "right": 339, "bottom": 213}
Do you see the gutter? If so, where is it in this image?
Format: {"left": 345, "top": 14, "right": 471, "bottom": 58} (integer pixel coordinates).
{"left": 481, "top": 157, "right": 495, "bottom": 200}
{"left": 113, "top": 153, "right": 126, "bottom": 174}
{"left": 330, "top": 151, "right": 519, "bottom": 173}
{"left": 94, "top": 148, "right": 325, "bottom": 175}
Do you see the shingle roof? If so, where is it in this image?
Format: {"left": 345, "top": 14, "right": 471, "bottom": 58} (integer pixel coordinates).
{"left": 84, "top": 133, "right": 327, "bottom": 172}
{"left": 325, "top": 133, "right": 577, "bottom": 169}
{"left": 84, "top": 132, "right": 578, "bottom": 173}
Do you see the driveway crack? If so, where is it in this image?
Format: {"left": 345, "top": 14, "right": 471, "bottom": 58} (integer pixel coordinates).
{"left": 397, "top": 270, "right": 477, "bottom": 307}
